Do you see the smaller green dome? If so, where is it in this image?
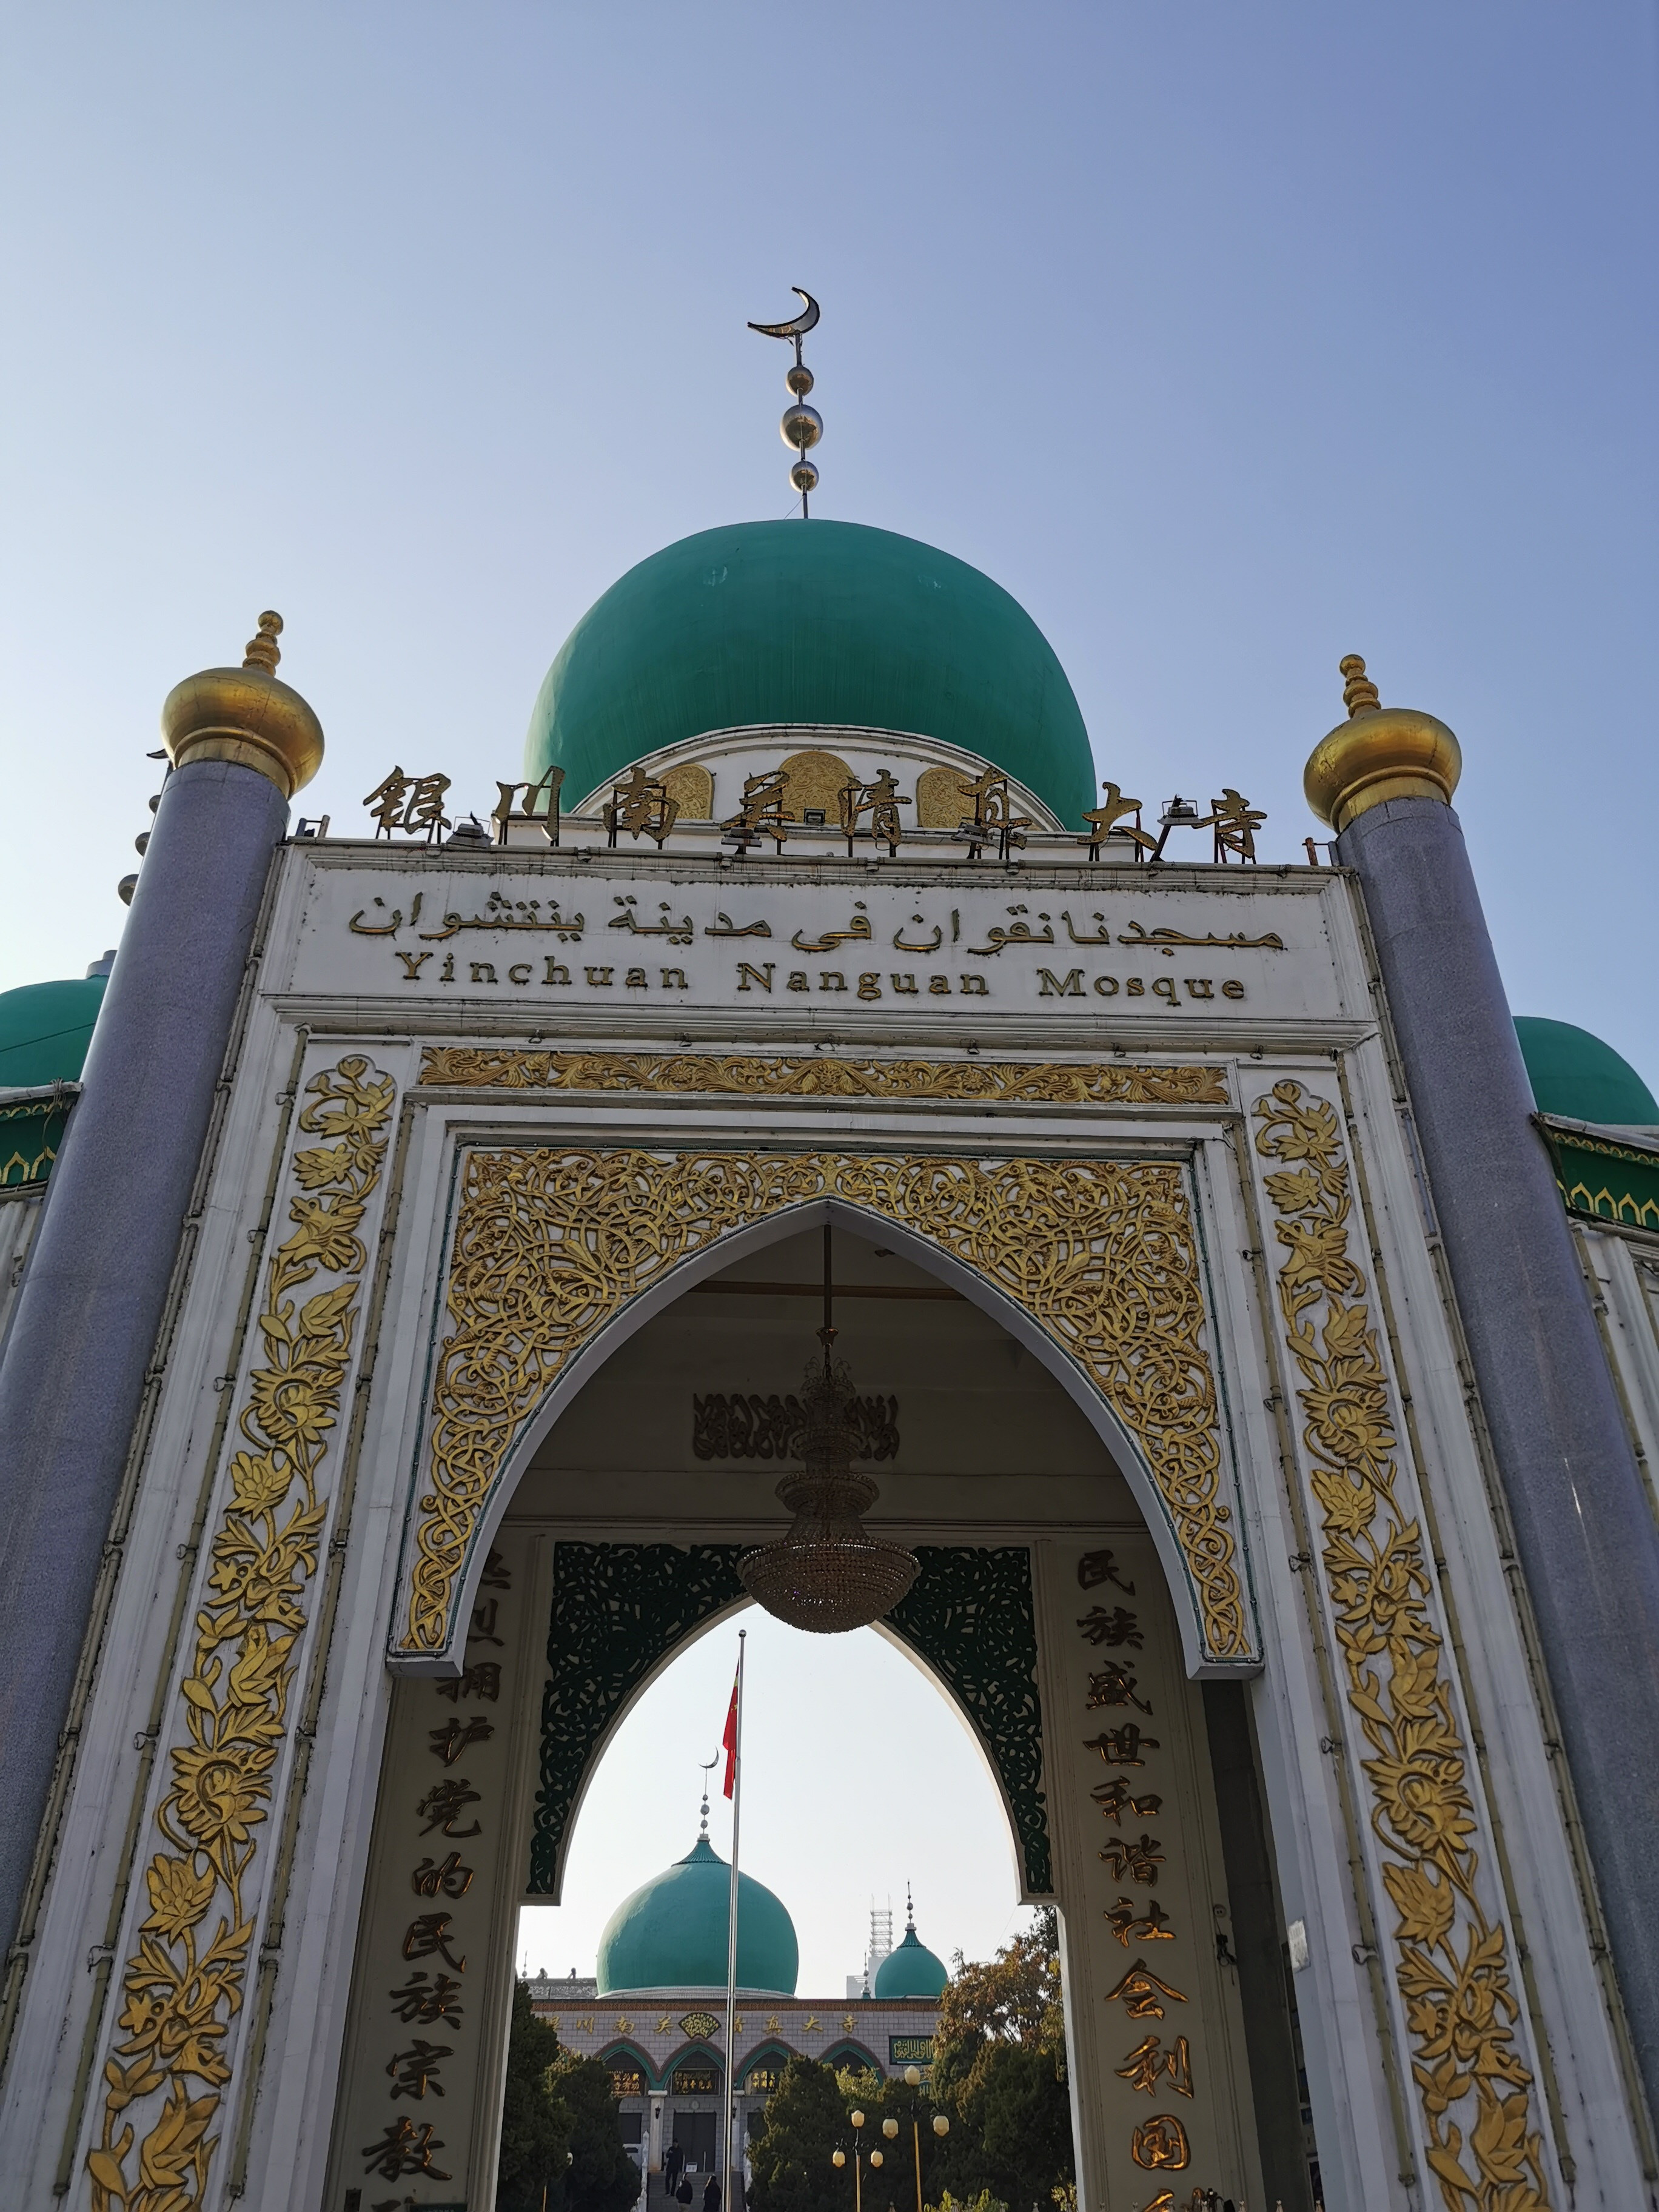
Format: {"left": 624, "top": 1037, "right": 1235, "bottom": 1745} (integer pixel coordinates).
{"left": 0, "top": 975, "right": 107, "bottom": 1089}
{"left": 1515, "top": 1017, "right": 1659, "bottom": 1128}
{"left": 872, "top": 1920, "right": 948, "bottom": 2001}
{"left": 597, "top": 1834, "right": 798, "bottom": 1996}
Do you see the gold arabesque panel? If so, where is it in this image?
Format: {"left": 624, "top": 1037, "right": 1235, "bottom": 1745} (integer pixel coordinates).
{"left": 400, "top": 1146, "right": 1252, "bottom": 1662}
{"left": 778, "top": 746, "right": 855, "bottom": 816}
{"left": 915, "top": 762, "right": 973, "bottom": 826}
{"left": 1253, "top": 1081, "right": 1549, "bottom": 2208}
{"left": 418, "top": 1047, "right": 1229, "bottom": 1107}
{"left": 659, "top": 761, "right": 715, "bottom": 820}
{"left": 90, "top": 1056, "right": 396, "bottom": 2212}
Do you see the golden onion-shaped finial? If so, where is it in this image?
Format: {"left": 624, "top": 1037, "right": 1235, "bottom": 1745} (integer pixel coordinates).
{"left": 161, "top": 609, "right": 324, "bottom": 798}
{"left": 243, "top": 609, "right": 283, "bottom": 672}
{"left": 1304, "top": 653, "right": 1461, "bottom": 833}
{"left": 1339, "top": 652, "right": 1380, "bottom": 716}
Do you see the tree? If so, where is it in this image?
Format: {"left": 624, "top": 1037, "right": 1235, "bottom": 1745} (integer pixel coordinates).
{"left": 748, "top": 2056, "right": 856, "bottom": 2212}
{"left": 748, "top": 1923, "right": 1073, "bottom": 2212}
{"left": 498, "top": 1977, "right": 571, "bottom": 2212}
{"left": 551, "top": 2051, "right": 641, "bottom": 2212}
{"left": 928, "top": 1911, "right": 1073, "bottom": 2212}
{"left": 954, "top": 2045, "right": 1073, "bottom": 2207}
{"left": 934, "top": 1908, "right": 1065, "bottom": 2068}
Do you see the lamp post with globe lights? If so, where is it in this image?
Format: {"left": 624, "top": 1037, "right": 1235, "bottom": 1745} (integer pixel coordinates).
{"left": 831, "top": 2106, "right": 868, "bottom": 2212}
{"left": 833, "top": 2074, "right": 948, "bottom": 2212}
{"left": 881, "top": 2110, "right": 899, "bottom": 2199}
{"left": 902, "top": 2063, "right": 949, "bottom": 2212}
{"left": 869, "top": 2115, "right": 890, "bottom": 2193}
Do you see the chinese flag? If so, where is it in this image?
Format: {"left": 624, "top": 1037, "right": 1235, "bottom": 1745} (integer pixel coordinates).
{"left": 721, "top": 1675, "right": 739, "bottom": 1799}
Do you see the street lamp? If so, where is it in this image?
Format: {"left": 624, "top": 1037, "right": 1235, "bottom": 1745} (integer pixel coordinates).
{"left": 902, "top": 2062, "right": 950, "bottom": 2212}
{"left": 833, "top": 2108, "right": 868, "bottom": 2212}
{"left": 836, "top": 2076, "right": 948, "bottom": 2212}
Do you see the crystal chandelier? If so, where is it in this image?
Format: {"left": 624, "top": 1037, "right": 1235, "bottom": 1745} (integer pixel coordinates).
{"left": 737, "top": 1232, "right": 919, "bottom": 1634}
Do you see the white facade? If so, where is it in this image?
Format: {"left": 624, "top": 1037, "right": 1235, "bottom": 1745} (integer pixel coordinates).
{"left": 0, "top": 809, "right": 1651, "bottom": 2210}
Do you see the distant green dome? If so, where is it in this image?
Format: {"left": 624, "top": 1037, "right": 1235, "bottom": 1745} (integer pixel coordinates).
{"left": 1515, "top": 1017, "right": 1659, "bottom": 1127}
{"left": 872, "top": 1922, "right": 948, "bottom": 2001}
{"left": 0, "top": 975, "right": 107, "bottom": 1089}
{"left": 596, "top": 1835, "right": 798, "bottom": 1996}
{"left": 525, "top": 519, "right": 1096, "bottom": 826}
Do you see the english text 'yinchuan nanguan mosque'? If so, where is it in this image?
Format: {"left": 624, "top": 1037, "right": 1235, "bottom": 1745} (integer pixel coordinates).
{"left": 2, "top": 295, "right": 1659, "bottom": 2212}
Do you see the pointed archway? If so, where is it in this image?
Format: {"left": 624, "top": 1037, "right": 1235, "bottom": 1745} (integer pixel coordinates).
{"left": 387, "top": 1148, "right": 1261, "bottom": 1680}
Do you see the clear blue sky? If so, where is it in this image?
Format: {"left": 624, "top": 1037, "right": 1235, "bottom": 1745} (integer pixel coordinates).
{"left": 2, "top": 6, "right": 1657, "bottom": 1081}
{"left": 4, "top": 6, "right": 1656, "bottom": 1976}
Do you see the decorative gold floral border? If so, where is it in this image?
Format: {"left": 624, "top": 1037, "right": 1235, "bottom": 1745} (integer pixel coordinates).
{"left": 89, "top": 1056, "right": 396, "bottom": 2212}
{"left": 398, "top": 1146, "right": 1253, "bottom": 1664}
{"left": 1253, "top": 1081, "right": 1549, "bottom": 2210}
{"left": 417, "top": 1046, "right": 1230, "bottom": 1107}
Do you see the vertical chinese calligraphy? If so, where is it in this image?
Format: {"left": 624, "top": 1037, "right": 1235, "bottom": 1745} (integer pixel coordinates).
{"left": 352, "top": 1546, "right": 517, "bottom": 2192}
{"left": 1074, "top": 1550, "right": 1204, "bottom": 2190}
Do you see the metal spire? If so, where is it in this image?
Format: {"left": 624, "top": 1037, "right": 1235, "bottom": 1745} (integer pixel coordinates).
{"left": 748, "top": 287, "right": 823, "bottom": 514}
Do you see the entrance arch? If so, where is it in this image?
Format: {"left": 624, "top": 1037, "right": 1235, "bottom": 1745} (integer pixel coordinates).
{"left": 389, "top": 1147, "right": 1261, "bottom": 1678}
{"left": 327, "top": 1205, "right": 1292, "bottom": 2210}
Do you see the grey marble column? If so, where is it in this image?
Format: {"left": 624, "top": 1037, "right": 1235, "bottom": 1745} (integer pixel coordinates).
{"left": 0, "top": 757, "right": 287, "bottom": 1959}
{"left": 1338, "top": 790, "right": 1659, "bottom": 2117}
{"left": 0, "top": 606, "right": 320, "bottom": 1968}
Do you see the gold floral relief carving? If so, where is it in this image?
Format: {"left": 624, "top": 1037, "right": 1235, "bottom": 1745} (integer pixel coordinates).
{"left": 1253, "top": 1081, "right": 1549, "bottom": 2211}
{"left": 89, "top": 1056, "right": 396, "bottom": 2212}
{"left": 914, "top": 762, "right": 974, "bottom": 827}
{"left": 402, "top": 1147, "right": 1251, "bottom": 1662}
{"left": 660, "top": 762, "right": 715, "bottom": 820}
{"left": 417, "top": 1047, "right": 1229, "bottom": 1108}
{"left": 778, "top": 746, "right": 855, "bottom": 816}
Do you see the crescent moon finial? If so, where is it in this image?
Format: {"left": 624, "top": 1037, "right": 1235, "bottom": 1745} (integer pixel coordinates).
{"left": 748, "top": 289, "right": 823, "bottom": 514}
{"left": 746, "top": 287, "right": 820, "bottom": 341}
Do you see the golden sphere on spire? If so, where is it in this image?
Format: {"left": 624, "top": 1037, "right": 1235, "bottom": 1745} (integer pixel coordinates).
{"left": 1303, "top": 653, "right": 1460, "bottom": 833}
{"left": 161, "top": 611, "right": 324, "bottom": 798}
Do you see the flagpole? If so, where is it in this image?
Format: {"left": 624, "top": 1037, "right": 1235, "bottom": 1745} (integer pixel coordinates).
{"left": 722, "top": 1629, "right": 746, "bottom": 2212}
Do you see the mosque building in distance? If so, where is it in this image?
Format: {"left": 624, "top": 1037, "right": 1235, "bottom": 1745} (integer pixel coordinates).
{"left": 1, "top": 317, "right": 1658, "bottom": 2210}
{"left": 525, "top": 1825, "right": 947, "bottom": 2190}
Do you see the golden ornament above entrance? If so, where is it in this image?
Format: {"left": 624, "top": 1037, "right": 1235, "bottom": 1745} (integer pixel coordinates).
{"left": 392, "top": 1144, "right": 1258, "bottom": 1672}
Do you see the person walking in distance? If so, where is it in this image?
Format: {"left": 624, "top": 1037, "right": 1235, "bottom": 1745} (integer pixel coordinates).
{"left": 663, "top": 2140, "right": 683, "bottom": 2201}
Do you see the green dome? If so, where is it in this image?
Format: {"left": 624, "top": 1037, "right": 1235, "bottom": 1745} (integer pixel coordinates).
{"left": 0, "top": 976, "right": 107, "bottom": 1089}
{"left": 1515, "top": 1017, "right": 1659, "bottom": 1127}
{"left": 525, "top": 519, "right": 1096, "bottom": 826}
{"left": 596, "top": 1834, "right": 798, "bottom": 1996}
{"left": 872, "top": 1922, "right": 948, "bottom": 2001}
